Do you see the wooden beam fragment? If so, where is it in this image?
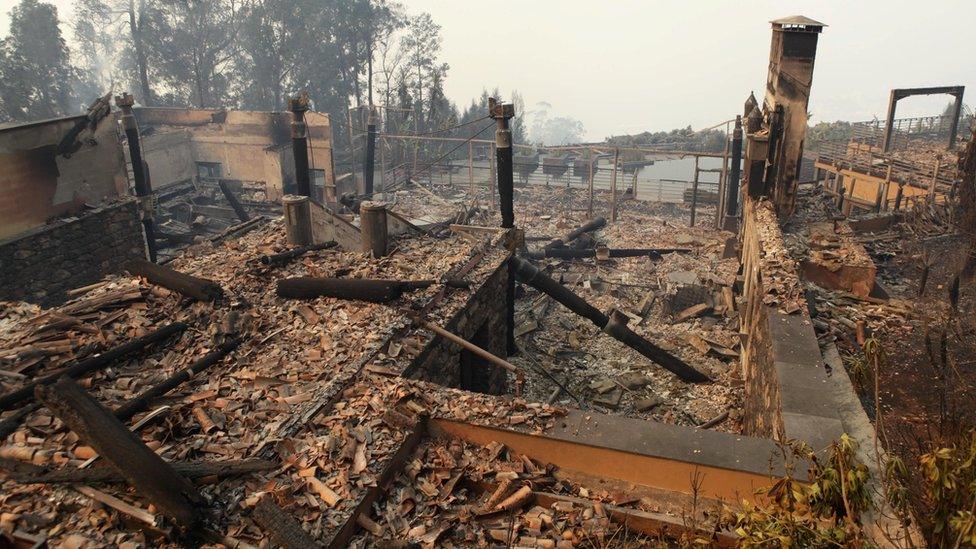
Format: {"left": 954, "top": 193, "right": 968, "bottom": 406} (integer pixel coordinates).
{"left": 0, "top": 323, "right": 187, "bottom": 412}
{"left": 35, "top": 378, "right": 204, "bottom": 529}
{"left": 126, "top": 259, "right": 224, "bottom": 301}
{"left": 252, "top": 494, "right": 322, "bottom": 549}
{"left": 3, "top": 457, "right": 273, "bottom": 485}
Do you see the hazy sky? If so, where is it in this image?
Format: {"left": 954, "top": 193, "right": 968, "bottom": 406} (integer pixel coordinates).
{"left": 2, "top": 0, "right": 973, "bottom": 141}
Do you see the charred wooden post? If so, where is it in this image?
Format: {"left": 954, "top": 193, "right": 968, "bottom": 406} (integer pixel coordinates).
{"left": 289, "top": 93, "right": 312, "bottom": 198}
{"left": 217, "top": 179, "right": 250, "bottom": 222}
{"left": 259, "top": 241, "right": 338, "bottom": 267}
{"left": 127, "top": 259, "right": 224, "bottom": 301}
{"left": 547, "top": 217, "right": 607, "bottom": 249}
{"left": 36, "top": 378, "right": 204, "bottom": 529}
{"left": 360, "top": 202, "right": 388, "bottom": 258}
{"left": 282, "top": 195, "right": 314, "bottom": 247}
{"left": 490, "top": 98, "right": 517, "bottom": 355}
{"left": 116, "top": 92, "right": 156, "bottom": 262}
{"left": 510, "top": 257, "right": 710, "bottom": 383}
{"left": 0, "top": 323, "right": 186, "bottom": 412}
{"left": 114, "top": 338, "right": 241, "bottom": 421}
{"left": 277, "top": 278, "right": 450, "bottom": 302}
{"left": 0, "top": 402, "right": 40, "bottom": 440}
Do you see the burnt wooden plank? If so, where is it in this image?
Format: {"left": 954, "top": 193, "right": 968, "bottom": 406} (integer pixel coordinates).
{"left": 253, "top": 494, "right": 322, "bottom": 549}
{"left": 4, "top": 458, "right": 274, "bottom": 485}
{"left": 36, "top": 378, "right": 204, "bottom": 529}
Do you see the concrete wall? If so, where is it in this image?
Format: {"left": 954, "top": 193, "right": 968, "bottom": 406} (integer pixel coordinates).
{"left": 0, "top": 199, "right": 146, "bottom": 306}
{"left": 136, "top": 108, "right": 333, "bottom": 201}
{"left": 405, "top": 258, "right": 510, "bottom": 394}
{"left": 740, "top": 198, "right": 845, "bottom": 451}
{"left": 0, "top": 115, "right": 127, "bottom": 240}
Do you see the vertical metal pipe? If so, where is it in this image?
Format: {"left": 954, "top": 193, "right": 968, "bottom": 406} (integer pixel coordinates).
{"left": 363, "top": 110, "right": 377, "bottom": 197}
{"left": 115, "top": 93, "right": 156, "bottom": 262}
{"left": 587, "top": 149, "right": 595, "bottom": 218}
{"left": 882, "top": 90, "right": 898, "bottom": 153}
{"left": 289, "top": 94, "right": 312, "bottom": 198}
{"left": 490, "top": 98, "right": 516, "bottom": 356}
{"left": 725, "top": 115, "right": 743, "bottom": 222}
{"left": 690, "top": 156, "right": 700, "bottom": 227}
{"left": 948, "top": 90, "right": 965, "bottom": 150}
{"left": 468, "top": 141, "right": 475, "bottom": 200}
{"left": 610, "top": 148, "right": 619, "bottom": 222}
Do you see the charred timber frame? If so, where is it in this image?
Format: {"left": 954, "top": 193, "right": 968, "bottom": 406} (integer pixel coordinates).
{"left": 510, "top": 256, "right": 710, "bottom": 383}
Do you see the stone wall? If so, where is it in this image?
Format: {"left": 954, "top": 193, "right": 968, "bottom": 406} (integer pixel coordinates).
{"left": 739, "top": 198, "right": 845, "bottom": 450}
{"left": 404, "top": 258, "right": 510, "bottom": 394}
{"left": 0, "top": 199, "right": 146, "bottom": 307}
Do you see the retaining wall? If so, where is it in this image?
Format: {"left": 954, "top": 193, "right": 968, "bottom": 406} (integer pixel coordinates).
{"left": 740, "top": 198, "right": 845, "bottom": 450}
{"left": 405, "top": 257, "right": 509, "bottom": 395}
{"left": 0, "top": 199, "right": 147, "bottom": 307}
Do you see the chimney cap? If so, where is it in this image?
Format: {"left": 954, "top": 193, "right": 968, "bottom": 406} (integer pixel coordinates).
{"left": 770, "top": 15, "right": 826, "bottom": 32}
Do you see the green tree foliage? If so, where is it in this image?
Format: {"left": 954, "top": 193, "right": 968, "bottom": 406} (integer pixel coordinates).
{"left": 806, "top": 120, "right": 854, "bottom": 150}
{"left": 72, "top": 0, "right": 114, "bottom": 104}
{"left": 606, "top": 125, "right": 725, "bottom": 153}
{"left": 0, "top": 0, "right": 77, "bottom": 122}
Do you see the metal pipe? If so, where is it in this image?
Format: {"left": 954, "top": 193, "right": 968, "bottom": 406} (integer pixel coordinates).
{"left": 115, "top": 92, "right": 157, "bottom": 262}
{"left": 725, "top": 115, "right": 743, "bottom": 221}
{"left": 547, "top": 217, "right": 607, "bottom": 249}
{"left": 510, "top": 257, "right": 710, "bottom": 383}
{"left": 363, "top": 111, "right": 377, "bottom": 196}
{"left": 289, "top": 93, "right": 312, "bottom": 198}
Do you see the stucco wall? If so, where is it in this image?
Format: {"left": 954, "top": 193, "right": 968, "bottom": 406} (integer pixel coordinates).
{"left": 136, "top": 107, "right": 333, "bottom": 202}
{"left": 0, "top": 115, "right": 127, "bottom": 240}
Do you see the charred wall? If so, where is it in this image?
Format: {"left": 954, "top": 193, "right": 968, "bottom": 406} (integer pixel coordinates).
{"left": 0, "top": 115, "right": 127, "bottom": 241}
{"left": 405, "top": 258, "right": 510, "bottom": 394}
{"left": 136, "top": 108, "right": 333, "bottom": 201}
{"left": 0, "top": 199, "right": 146, "bottom": 306}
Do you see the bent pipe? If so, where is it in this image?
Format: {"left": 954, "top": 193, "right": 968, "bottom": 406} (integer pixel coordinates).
{"left": 547, "top": 217, "right": 607, "bottom": 249}
{"left": 510, "top": 256, "right": 710, "bottom": 383}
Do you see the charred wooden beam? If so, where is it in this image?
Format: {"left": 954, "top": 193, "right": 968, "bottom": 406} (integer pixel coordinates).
{"left": 259, "top": 241, "right": 338, "bottom": 267}
{"left": 277, "top": 278, "right": 467, "bottom": 303}
{"left": 114, "top": 338, "right": 242, "bottom": 421}
{"left": 0, "top": 402, "right": 40, "bottom": 440}
{"left": 547, "top": 217, "right": 606, "bottom": 249}
{"left": 36, "top": 378, "right": 204, "bottom": 529}
{"left": 4, "top": 457, "right": 274, "bottom": 485}
{"left": 510, "top": 257, "right": 710, "bottom": 383}
{"left": 127, "top": 259, "right": 224, "bottom": 301}
{"left": 217, "top": 180, "right": 250, "bottom": 222}
{"left": 0, "top": 323, "right": 187, "bottom": 412}
{"left": 253, "top": 494, "right": 323, "bottom": 549}
{"left": 524, "top": 247, "right": 689, "bottom": 260}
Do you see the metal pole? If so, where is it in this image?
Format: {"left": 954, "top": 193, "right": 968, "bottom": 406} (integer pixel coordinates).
{"left": 489, "top": 143, "right": 497, "bottom": 210}
{"left": 610, "top": 148, "right": 619, "bottom": 222}
{"left": 468, "top": 141, "right": 475, "bottom": 200}
{"left": 363, "top": 109, "right": 377, "bottom": 198}
{"left": 289, "top": 93, "right": 312, "bottom": 198}
{"left": 379, "top": 136, "right": 386, "bottom": 196}
{"left": 690, "top": 156, "right": 700, "bottom": 227}
{"left": 724, "top": 115, "right": 743, "bottom": 226}
{"left": 717, "top": 120, "right": 730, "bottom": 228}
{"left": 115, "top": 92, "right": 156, "bottom": 262}
{"left": 948, "top": 90, "right": 965, "bottom": 150}
{"left": 587, "top": 149, "right": 595, "bottom": 218}
{"left": 882, "top": 90, "right": 898, "bottom": 153}
{"left": 490, "top": 98, "right": 516, "bottom": 356}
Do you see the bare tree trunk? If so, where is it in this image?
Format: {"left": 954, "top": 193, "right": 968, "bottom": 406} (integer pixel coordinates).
{"left": 130, "top": 0, "right": 153, "bottom": 105}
